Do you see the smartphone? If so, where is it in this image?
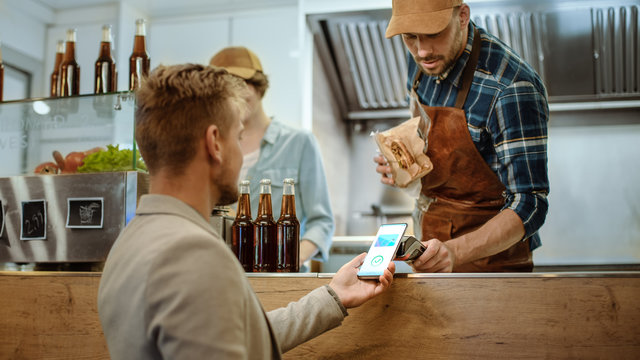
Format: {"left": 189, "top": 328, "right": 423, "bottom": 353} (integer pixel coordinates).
{"left": 357, "top": 223, "right": 408, "bottom": 279}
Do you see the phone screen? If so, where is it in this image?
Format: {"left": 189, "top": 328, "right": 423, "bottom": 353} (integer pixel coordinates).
{"left": 357, "top": 223, "right": 407, "bottom": 279}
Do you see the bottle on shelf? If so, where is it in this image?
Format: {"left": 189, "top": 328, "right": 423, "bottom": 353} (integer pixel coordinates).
{"left": 253, "top": 179, "right": 277, "bottom": 272}
{"left": 50, "top": 40, "right": 65, "bottom": 97}
{"left": 94, "top": 24, "right": 117, "bottom": 94}
{"left": 59, "top": 29, "right": 80, "bottom": 97}
{"left": 129, "top": 18, "right": 150, "bottom": 91}
{"left": 276, "top": 178, "right": 300, "bottom": 272}
{"left": 232, "top": 180, "right": 255, "bottom": 272}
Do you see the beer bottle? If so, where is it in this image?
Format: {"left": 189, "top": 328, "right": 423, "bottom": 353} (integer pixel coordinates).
{"left": 50, "top": 40, "right": 64, "bottom": 97}
{"left": 129, "top": 18, "right": 150, "bottom": 91}
{"left": 276, "top": 178, "right": 300, "bottom": 272}
{"left": 253, "top": 179, "right": 277, "bottom": 272}
{"left": 232, "top": 180, "right": 254, "bottom": 272}
{"left": 0, "top": 40, "right": 4, "bottom": 102}
{"left": 94, "top": 25, "right": 117, "bottom": 94}
{"left": 59, "top": 29, "right": 80, "bottom": 97}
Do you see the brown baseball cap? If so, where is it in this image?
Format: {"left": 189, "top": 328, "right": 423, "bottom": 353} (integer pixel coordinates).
{"left": 385, "top": 0, "right": 463, "bottom": 38}
{"left": 209, "top": 46, "right": 263, "bottom": 80}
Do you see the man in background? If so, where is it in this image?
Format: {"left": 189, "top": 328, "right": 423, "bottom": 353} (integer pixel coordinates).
{"left": 210, "top": 46, "right": 335, "bottom": 271}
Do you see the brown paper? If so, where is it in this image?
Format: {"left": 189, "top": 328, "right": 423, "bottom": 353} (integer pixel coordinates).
{"left": 374, "top": 116, "right": 433, "bottom": 188}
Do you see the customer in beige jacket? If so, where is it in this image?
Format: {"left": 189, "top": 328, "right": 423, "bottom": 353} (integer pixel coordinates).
{"left": 97, "top": 63, "right": 395, "bottom": 359}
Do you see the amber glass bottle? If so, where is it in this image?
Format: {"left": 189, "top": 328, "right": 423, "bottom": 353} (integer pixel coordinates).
{"left": 232, "top": 180, "right": 254, "bottom": 272}
{"left": 94, "top": 25, "right": 117, "bottom": 94}
{"left": 254, "top": 179, "right": 277, "bottom": 272}
{"left": 129, "top": 19, "right": 150, "bottom": 91}
{"left": 50, "top": 40, "right": 64, "bottom": 97}
{"left": 276, "top": 178, "right": 300, "bottom": 272}
{"left": 59, "top": 29, "right": 80, "bottom": 97}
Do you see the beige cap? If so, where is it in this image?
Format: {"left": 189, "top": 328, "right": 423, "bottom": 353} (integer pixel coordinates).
{"left": 385, "top": 0, "right": 463, "bottom": 38}
{"left": 209, "top": 46, "right": 263, "bottom": 80}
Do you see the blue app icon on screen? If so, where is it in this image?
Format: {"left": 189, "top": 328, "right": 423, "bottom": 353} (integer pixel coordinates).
{"left": 374, "top": 234, "right": 398, "bottom": 247}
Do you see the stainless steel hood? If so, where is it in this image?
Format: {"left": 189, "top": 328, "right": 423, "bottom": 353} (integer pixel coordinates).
{"left": 307, "top": 0, "right": 640, "bottom": 121}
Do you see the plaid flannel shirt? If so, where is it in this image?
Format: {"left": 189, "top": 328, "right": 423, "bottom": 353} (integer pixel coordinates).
{"left": 408, "top": 22, "right": 549, "bottom": 249}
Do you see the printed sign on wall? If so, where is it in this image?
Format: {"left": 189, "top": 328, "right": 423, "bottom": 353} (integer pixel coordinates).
{"left": 66, "top": 197, "right": 104, "bottom": 229}
{"left": 21, "top": 200, "right": 47, "bottom": 240}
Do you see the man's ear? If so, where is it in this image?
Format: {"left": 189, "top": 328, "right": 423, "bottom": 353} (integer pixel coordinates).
{"left": 459, "top": 4, "right": 471, "bottom": 27}
{"left": 205, "top": 124, "right": 222, "bottom": 164}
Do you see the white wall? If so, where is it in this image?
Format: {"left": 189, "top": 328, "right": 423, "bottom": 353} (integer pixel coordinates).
{"left": 149, "top": 6, "right": 301, "bottom": 129}
{"left": 0, "top": 0, "right": 51, "bottom": 62}
{"left": 535, "top": 120, "right": 640, "bottom": 265}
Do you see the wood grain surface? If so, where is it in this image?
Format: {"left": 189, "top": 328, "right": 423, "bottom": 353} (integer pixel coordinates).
{"left": 1, "top": 272, "right": 639, "bottom": 359}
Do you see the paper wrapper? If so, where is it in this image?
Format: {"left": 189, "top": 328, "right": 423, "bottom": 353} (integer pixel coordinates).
{"left": 374, "top": 116, "right": 433, "bottom": 188}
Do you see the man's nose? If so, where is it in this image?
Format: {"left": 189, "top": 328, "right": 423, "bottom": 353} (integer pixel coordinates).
{"left": 416, "top": 35, "right": 432, "bottom": 57}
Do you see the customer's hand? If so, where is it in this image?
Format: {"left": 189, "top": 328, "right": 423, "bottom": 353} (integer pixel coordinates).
{"left": 373, "top": 154, "right": 395, "bottom": 186}
{"left": 329, "top": 253, "right": 395, "bottom": 308}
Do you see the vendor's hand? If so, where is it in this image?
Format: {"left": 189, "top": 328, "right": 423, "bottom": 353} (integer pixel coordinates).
{"left": 374, "top": 154, "right": 395, "bottom": 186}
{"left": 411, "top": 239, "right": 455, "bottom": 273}
{"left": 329, "top": 252, "right": 395, "bottom": 308}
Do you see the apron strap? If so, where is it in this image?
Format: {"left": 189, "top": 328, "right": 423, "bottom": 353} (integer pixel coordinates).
{"left": 454, "top": 27, "right": 481, "bottom": 109}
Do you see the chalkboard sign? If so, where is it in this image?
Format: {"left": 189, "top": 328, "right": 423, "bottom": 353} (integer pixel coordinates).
{"left": 0, "top": 200, "right": 5, "bottom": 237}
{"left": 21, "top": 200, "right": 47, "bottom": 240}
{"left": 66, "top": 197, "right": 104, "bottom": 229}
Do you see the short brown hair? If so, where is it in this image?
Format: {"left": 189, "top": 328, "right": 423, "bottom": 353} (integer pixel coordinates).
{"left": 135, "top": 64, "right": 247, "bottom": 174}
{"left": 245, "top": 71, "right": 269, "bottom": 98}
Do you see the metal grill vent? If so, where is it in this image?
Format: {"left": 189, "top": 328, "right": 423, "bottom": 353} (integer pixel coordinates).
{"left": 309, "top": 2, "right": 640, "bottom": 120}
{"left": 337, "top": 19, "right": 408, "bottom": 110}
{"left": 592, "top": 5, "right": 640, "bottom": 95}
{"left": 472, "top": 12, "right": 547, "bottom": 85}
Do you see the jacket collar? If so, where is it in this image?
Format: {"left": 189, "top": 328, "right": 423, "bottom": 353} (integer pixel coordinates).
{"left": 261, "top": 119, "right": 279, "bottom": 145}
{"left": 135, "top": 194, "right": 218, "bottom": 237}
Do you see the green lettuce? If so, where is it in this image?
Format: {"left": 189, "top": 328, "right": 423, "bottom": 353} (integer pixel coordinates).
{"left": 77, "top": 144, "right": 147, "bottom": 173}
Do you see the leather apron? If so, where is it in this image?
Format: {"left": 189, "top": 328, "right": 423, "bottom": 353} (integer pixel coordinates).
{"left": 413, "top": 28, "right": 532, "bottom": 272}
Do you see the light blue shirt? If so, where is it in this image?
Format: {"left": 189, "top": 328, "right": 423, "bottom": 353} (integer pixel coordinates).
{"left": 244, "top": 120, "right": 335, "bottom": 262}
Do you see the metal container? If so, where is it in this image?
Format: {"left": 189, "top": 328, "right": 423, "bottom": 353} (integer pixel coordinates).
{"left": 209, "top": 206, "right": 234, "bottom": 250}
{"left": 0, "top": 171, "right": 148, "bottom": 263}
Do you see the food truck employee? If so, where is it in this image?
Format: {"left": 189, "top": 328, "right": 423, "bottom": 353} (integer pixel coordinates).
{"left": 375, "top": 0, "right": 550, "bottom": 272}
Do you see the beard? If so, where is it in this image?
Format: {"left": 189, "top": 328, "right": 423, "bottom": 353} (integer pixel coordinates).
{"left": 415, "top": 23, "right": 465, "bottom": 77}
{"left": 216, "top": 179, "right": 239, "bottom": 206}
{"left": 213, "top": 162, "right": 241, "bottom": 207}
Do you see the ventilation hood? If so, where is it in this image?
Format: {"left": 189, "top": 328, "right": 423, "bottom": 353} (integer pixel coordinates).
{"left": 308, "top": 1, "right": 640, "bottom": 121}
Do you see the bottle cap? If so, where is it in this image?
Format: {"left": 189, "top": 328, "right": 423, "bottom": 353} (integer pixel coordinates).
{"left": 101, "top": 24, "right": 113, "bottom": 42}
{"left": 283, "top": 178, "right": 295, "bottom": 185}
{"left": 240, "top": 179, "right": 250, "bottom": 186}
{"left": 260, "top": 179, "right": 271, "bottom": 185}
{"left": 66, "top": 29, "right": 77, "bottom": 42}
{"left": 135, "top": 18, "right": 147, "bottom": 36}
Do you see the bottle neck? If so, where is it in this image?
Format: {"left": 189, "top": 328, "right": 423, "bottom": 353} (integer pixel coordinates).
{"left": 98, "top": 42, "right": 112, "bottom": 58}
{"left": 53, "top": 53, "right": 63, "bottom": 68}
{"left": 63, "top": 42, "right": 76, "bottom": 62}
{"left": 257, "top": 193, "right": 273, "bottom": 218}
{"left": 280, "top": 194, "right": 296, "bottom": 217}
{"left": 236, "top": 193, "right": 252, "bottom": 217}
{"left": 132, "top": 36, "right": 147, "bottom": 55}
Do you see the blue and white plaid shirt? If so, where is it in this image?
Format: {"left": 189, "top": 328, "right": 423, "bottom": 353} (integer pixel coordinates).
{"left": 408, "top": 22, "right": 549, "bottom": 250}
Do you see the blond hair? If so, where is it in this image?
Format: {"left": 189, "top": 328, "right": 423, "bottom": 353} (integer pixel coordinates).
{"left": 135, "top": 64, "right": 247, "bottom": 174}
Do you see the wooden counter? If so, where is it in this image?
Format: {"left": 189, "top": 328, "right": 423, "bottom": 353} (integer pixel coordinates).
{"left": 1, "top": 271, "right": 639, "bottom": 359}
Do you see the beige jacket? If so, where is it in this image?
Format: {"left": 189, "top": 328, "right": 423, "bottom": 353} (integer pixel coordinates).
{"left": 98, "top": 194, "right": 346, "bottom": 359}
